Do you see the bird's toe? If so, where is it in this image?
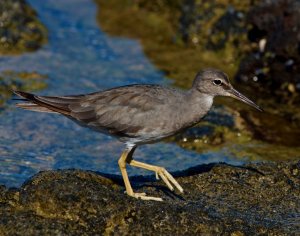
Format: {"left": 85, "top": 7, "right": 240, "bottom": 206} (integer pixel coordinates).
{"left": 128, "top": 192, "right": 163, "bottom": 201}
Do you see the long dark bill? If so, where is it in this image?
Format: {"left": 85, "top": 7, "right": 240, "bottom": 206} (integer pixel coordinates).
{"left": 229, "top": 88, "right": 263, "bottom": 111}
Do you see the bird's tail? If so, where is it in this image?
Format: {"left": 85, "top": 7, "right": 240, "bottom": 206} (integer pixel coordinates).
{"left": 13, "top": 91, "right": 82, "bottom": 115}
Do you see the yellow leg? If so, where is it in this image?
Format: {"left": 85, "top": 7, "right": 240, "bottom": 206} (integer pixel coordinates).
{"left": 128, "top": 159, "right": 184, "bottom": 193}
{"left": 118, "top": 146, "right": 163, "bottom": 201}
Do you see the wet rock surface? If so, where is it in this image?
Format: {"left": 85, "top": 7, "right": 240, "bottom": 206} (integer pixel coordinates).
{"left": 0, "top": 161, "right": 299, "bottom": 235}
{"left": 0, "top": 0, "right": 47, "bottom": 54}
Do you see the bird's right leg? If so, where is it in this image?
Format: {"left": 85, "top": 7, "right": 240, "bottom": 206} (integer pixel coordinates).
{"left": 127, "top": 159, "right": 183, "bottom": 193}
{"left": 118, "top": 146, "right": 163, "bottom": 201}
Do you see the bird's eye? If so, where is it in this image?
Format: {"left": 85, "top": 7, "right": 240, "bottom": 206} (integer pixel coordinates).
{"left": 213, "top": 79, "right": 222, "bottom": 86}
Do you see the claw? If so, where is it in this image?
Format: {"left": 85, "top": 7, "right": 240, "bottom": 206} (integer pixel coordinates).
{"left": 155, "top": 172, "right": 159, "bottom": 180}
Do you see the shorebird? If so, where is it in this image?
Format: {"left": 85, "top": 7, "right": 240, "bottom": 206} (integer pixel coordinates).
{"left": 14, "top": 69, "right": 261, "bottom": 201}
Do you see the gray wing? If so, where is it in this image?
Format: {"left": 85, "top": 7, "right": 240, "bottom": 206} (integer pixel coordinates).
{"left": 14, "top": 85, "right": 181, "bottom": 140}
{"left": 68, "top": 85, "right": 169, "bottom": 138}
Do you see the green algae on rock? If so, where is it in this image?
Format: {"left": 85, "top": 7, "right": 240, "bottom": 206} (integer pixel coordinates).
{"left": 0, "top": 71, "right": 47, "bottom": 107}
{"left": 95, "top": 0, "right": 259, "bottom": 88}
{"left": 0, "top": 162, "right": 299, "bottom": 234}
{"left": 0, "top": 0, "right": 47, "bottom": 55}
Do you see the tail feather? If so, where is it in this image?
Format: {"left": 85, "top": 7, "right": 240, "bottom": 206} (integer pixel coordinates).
{"left": 16, "top": 103, "right": 58, "bottom": 113}
{"left": 13, "top": 91, "right": 82, "bottom": 115}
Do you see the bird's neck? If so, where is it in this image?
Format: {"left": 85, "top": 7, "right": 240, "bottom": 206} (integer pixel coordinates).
{"left": 181, "top": 89, "right": 214, "bottom": 124}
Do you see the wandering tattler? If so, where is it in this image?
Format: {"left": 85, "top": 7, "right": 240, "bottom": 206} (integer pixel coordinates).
{"left": 14, "top": 69, "right": 261, "bottom": 201}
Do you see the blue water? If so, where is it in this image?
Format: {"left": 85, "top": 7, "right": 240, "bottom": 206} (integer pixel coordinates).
{"left": 0, "top": 0, "right": 243, "bottom": 187}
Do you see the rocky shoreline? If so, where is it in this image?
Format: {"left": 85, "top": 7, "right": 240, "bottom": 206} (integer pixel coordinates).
{"left": 0, "top": 161, "right": 299, "bottom": 235}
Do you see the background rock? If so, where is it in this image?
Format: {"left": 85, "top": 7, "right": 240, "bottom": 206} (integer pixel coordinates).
{"left": 237, "top": 0, "right": 300, "bottom": 105}
{"left": 0, "top": 0, "right": 47, "bottom": 54}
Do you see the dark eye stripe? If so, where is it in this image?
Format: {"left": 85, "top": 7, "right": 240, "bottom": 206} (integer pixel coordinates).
{"left": 222, "top": 84, "right": 231, "bottom": 90}
{"left": 213, "top": 79, "right": 222, "bottom": 86}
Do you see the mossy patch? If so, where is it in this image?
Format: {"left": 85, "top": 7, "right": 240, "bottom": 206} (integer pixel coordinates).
{"left": 0, "top": 71, "right": 47, "bottom": 107}
{"left": 95, "top": 0, "right": 258, "bottom": 88}
{"left": 0, "top": 0, "right": 48, "bottom": 55}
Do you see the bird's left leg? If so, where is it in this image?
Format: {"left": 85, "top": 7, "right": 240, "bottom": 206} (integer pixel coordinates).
{"left": 126, "top": 157, "right": 184, "bottom": 193}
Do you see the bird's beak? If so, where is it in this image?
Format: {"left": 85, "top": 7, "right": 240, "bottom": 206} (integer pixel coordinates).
{"left": 228, "top": 88, "right": 263, "bottom": 111}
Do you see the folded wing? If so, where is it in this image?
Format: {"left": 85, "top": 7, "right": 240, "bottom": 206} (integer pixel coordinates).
{"left": 14, "top": 85, "right": 167, "bottom": 138}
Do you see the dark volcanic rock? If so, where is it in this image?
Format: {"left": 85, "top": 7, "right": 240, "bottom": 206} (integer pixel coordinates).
{"left": 237, "top": 0, "right": 300, "bottom": 104}
{"left": 0, "top": 161, "right": 299, "bottom": 235}
{"left": 0, "top": 0, "right": 47, "bottom": 54}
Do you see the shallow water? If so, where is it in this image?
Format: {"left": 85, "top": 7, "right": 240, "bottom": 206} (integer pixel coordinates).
{"left": 0, "top": 0, "right": 248, "bottom": 187}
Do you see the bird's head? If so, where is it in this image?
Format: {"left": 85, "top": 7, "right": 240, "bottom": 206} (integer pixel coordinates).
{"left": 192, "top": 68, "right": 262, "bottom": 111}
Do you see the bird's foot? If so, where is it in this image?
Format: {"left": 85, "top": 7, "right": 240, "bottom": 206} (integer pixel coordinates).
{"left": 154, "top": 167, "right": 184, "bottom": 193}
{"left": 127, "top": 192, "right": 163, "bottom": 201}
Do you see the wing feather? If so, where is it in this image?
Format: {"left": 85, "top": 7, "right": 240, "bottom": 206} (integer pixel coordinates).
{"left": 14, "top": 85, "right": 178, "bottom": 139}
{"left": 68, "top": 86, "right": 168, "bottom": 137}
